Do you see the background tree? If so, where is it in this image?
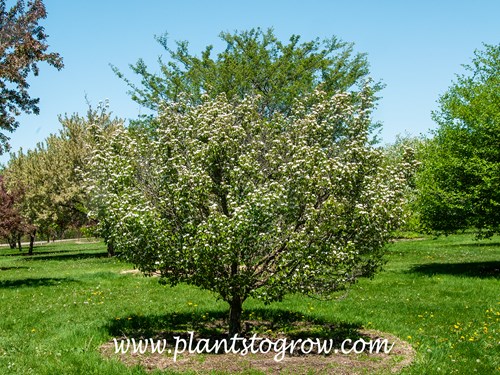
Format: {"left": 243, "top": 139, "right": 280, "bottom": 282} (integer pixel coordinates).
{"left": 86, "top": 88, "right": 414, "bottom": 335}
{"left": 0, "top": 0, "right": 63, "bottom": 154}
{"left": 383, "top": 135, "right": 425, "bottom": 235}
{"left": 2, "top": 105, "right": 121, "bottom": 253}
{"left": 113, "top": 28, "right": 383, "bottom": 137}
{"left": 0, "top": 174, "right": 27, "bottom": 249}
{"left": 78, "top": 103, "right": 125, "bottom": 256}
{"left": 416, "top": 43, "right": 499, "bottom": 238}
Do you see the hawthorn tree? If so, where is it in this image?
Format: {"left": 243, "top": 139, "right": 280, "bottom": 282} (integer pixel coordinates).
{"left": 77, "top": 103, "right": 125, "bottom": 256}
{"left": 416, "top": 44, "right": 499, "bottom": 237}
{"left": 383, "top": 135, "right": 424, "bottom": 234}
{"left": 0, "top": 0, "right": 63, "bottom": 154}
{"left": 87, "top": 87, "right": 414, "bottom": 335}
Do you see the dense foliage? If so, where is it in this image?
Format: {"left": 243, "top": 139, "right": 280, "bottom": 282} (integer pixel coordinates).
{"left": 114, "top": 28, "right": 383, "bottom": 137}
{"left": 382, "top": 135, "right": 424, "bottom": 234}
{"left": 0, "top": 0, "right": 63, "bottom": 154}
{"left": 0, "top": 174, "right": 31, "bottom": 249}
{"left": 3, "top": 105, "right": 122, "bottom": 252}
{"left": 86, "top": 87, "right": 414, "bottom": 334}
{"left": 416, "top": 44, "right": 500, "bottom": 237}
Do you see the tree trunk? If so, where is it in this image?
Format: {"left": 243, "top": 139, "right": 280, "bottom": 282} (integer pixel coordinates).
{"left": 107, "top": 240, "right": 115, "bottom": 257}
{"left": 28, "top": 230, "right": 36, "bottom": 256}
{"left": 9, "top": 235, "right": 17, "bottom": 249}
{"left": 17, "top": 234, "right": 22, "bottom": 251}
{"left": 228, "top": 294, "right": 243, "bottom": 336}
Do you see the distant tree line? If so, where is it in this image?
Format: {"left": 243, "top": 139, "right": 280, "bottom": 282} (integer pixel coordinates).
{"left": 1, "top": 105, "right": 122, "bottom": 255}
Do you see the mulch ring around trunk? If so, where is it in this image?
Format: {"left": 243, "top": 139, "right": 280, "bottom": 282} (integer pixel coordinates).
{"left": 100, "top": 321, "right": 415, "bottom": 374}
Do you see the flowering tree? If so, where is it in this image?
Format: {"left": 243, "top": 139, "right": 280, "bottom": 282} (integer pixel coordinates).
{"left": 87, "top": 87, "right": 413, "bottom": 334}
{"left": 3, "top": 103, "right": 123, "bottom": 254}
{"left": 79, "top": 104, "right": 126, "bottom": 256}
{"left": 4, "top": 116, "right": 88, "bottom": 248}
{"left": 113, "top": 28, "right": 383, "bottom": 138}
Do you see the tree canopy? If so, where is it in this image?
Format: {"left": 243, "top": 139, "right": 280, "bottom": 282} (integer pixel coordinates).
{"left": 86, "top": 86, "right": 414, "bottom": 334}
{"left": 90, "top": 29, "right": 414, "bottom": 335}
{"left": 0, "top": 0, "right": 63, "bottom": 154}
{"left": 416, "top": 43, "right": 500, "bottom": 237}
{"left": 3, "top": 104, "right": 121, "bottom": 250}
{"left": 113, "top": 28, "right": 382, "bottom": 136}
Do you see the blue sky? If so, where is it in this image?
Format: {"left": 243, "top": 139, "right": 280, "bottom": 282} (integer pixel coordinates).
{"left": 1, "top": 0, "right": 499, "bottom": 165}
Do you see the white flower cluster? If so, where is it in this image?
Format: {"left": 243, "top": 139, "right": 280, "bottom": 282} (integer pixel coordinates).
{"left": 84, "top": 87, "right": 414, "bottom": 303}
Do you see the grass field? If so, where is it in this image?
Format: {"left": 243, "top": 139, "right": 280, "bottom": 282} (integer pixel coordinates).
{"left": 0, "top": 234, "right": 498, "bottom": 374}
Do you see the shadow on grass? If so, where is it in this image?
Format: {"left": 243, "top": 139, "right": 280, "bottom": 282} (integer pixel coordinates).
{"left": 1, "top": 246, "right": 107, "bottom": 257}
{"left": 0, "top": 277, "right": 79, "bottom": 288}
{"left": 21, "top": 252, "right": 111, "bottom": 261}
{"left": 410, "top": 261, "right": 500, "bottom": 278}
{"left": 106, "top": 308, "right": 365, "bottom": 350}
{"left": 0, "top": 266, "right": 29, "bottom": 270}
{"left": 447, "top": 242, "right": 500, "bottom": 248}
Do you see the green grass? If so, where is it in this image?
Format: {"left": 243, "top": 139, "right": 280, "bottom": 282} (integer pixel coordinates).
{"left": 0, "top": 234, "right": 499, "bottom": 374}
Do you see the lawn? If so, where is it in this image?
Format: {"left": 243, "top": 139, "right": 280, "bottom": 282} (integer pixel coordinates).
{"left": 0, "top": 234, "right": 498, "bottom": 374}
